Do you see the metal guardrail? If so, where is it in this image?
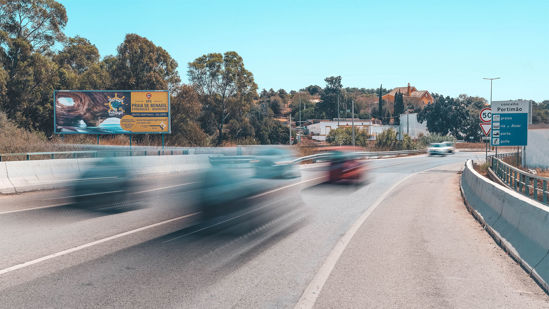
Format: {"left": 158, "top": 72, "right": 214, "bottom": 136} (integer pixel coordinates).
{"left": 293, "top": 149, "right": 424, "bottom": 163}
{"left": 0, "top": 147, "right": 424, "bottom": 163}
{"left": 490, "top": 154, "right": 549, "bottom": 205}
{"left": 0, "top": 149, "right": 190, "bottom": 162}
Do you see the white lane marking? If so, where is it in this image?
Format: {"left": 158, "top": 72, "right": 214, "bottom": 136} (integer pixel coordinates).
{"left": 162, "top": 176, "right": 325, "bottom": 243}
{"left": 0, "top": 204, "right": 67, "bottom": 215}
{"left": 134, "top": 182, "right": 194, "bottom": 194}
{"left": 0, "top": 183, "right": 196, "bottom": 215}
{"left": 295, "top": 172, "right": 418, "bottom": 309}
{"left": 0, "top": 212, "right": 198, "bottom": 276}
{"left": 248, "top": 176, "right": 325, "bottom": 199}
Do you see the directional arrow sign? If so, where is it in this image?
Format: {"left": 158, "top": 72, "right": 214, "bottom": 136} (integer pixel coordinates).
{"left": 480, "top": 123, "right": 491, "bottom": 136}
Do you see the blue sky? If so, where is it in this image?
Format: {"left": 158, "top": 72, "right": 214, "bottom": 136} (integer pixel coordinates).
{"left": 59, "top": 0, "right": 549, "bottom": 102}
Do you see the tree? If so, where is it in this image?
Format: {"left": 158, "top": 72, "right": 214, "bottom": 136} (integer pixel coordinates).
{"left": 393, "top": 91, "right": 404, "bottom": 125}
{"left": 109, "top": 34, "right": 180, "bottom": 92}
{"left": 417, "top": 94, "right": 468, "bottom": 138}
{"left": 0, "top": 0, "right": 67, "bottom": 54}
{"left": 303, "top": 85, "right": 323, "bottom": 96}
{"left": 188, "top": 51, "right": 257, "bottom": 144}
{"left": 54, "top": 36, "right": 110, "bottom": 89}
{"left": 316, "top": 76, "right": 342, "bottom": 119}
{"left": 167, "top": 84, "right": 208, "bottom": 146}
{"left": 378, "top": 84, "right": 383, "bottom": 120}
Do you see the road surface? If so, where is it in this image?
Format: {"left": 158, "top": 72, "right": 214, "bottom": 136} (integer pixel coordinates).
{"left": 0, "top": 152, "right": 547, "bottom": 308}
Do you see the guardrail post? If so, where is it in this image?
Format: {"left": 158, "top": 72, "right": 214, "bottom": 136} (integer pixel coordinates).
{"left": 541, "top": 180, "right": 547, "bottom": 204}
{"left": 525, "top": 176, "right": 530, "bottom": 196}
{"left": 534, "top": 179, "right": 538, "bottom": 201}
{"left": 51, "top": 153, "right": 54, "bottom": 159}
{"left": 26, "top": 154, "right": 30, "bottom": 160}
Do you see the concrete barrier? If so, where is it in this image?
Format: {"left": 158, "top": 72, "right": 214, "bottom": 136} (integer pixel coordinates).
{"left": 0, "top": 154, "right": 213, "bottom": 194}
{"left": 0, "top": 162, "right": 15, "bottom": 194}
{"left": 461, "top": 160, "right": 549, "bottom": 292}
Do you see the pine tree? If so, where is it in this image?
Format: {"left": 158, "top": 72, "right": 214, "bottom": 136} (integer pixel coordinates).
{"left": 394, "top": 91, "right": 404, "bottom": 125}
{"left": 378, "top": 84, "right": 384, "bottom": 120}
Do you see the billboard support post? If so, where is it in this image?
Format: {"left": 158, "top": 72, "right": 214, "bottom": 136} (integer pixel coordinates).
{"left": 129, "top": 135, "right": 132, "bottom": 149}
{"left": 96, "top": 135, "right": 99, "bottom": 145}
{"left": 161, "top": 134, "right": 165, "bottom": 150}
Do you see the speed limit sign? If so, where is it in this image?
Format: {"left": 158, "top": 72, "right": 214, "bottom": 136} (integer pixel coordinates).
{"left": 479, "top": 107, "right": 492, "bottom": 123}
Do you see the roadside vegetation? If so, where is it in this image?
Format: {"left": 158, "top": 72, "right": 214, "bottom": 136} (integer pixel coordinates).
{"left": 1, "top": 0, "right": 548, "bottom": 152}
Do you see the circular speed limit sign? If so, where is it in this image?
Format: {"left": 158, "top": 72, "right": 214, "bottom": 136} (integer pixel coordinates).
{"left": 479, "top": 107, "right": 492, "bottom": 123}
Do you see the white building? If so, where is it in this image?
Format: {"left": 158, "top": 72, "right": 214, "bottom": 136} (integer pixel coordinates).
{"left": 398, "top": 113, "right": 428, "bottom": 139}
{"left": 307, "top": 120, "right": 398, "bottom": 141}
{"left": 305, "top": 113, "right": 428, "bottom": 142}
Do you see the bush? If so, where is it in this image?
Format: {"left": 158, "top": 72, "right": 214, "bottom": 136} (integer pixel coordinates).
{"left": 0, "top": 111, "right": 56, "bottom": 153}
{"left": 326, "top": 127, "right": 370, "bottom": 147}
{"left": 375, "top": 128, "right": 417, "bottom": 150}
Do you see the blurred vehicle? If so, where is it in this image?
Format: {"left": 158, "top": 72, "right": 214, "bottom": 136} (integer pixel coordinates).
{"left": 441, "top": 141, "right": 456, "bottom": 154}
{"left": 324, "top": 147, "right": 367, "bottom": 184}
{"left": 70, "top": 157, "right": 136, "bottom": 211}
{"left": 251, "top": 147, "right": 300, "bottom": 179}
{"left": 428, "top": 143, "right": 451, "bottom": 156}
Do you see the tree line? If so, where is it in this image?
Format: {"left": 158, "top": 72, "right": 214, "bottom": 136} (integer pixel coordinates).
{"left": 1, "top": 1, "right": 548, "bottom": 148}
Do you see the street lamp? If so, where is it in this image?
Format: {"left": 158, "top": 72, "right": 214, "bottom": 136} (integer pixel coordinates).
{"left": 482, "top": 77, "right": 500, "bottom": 106}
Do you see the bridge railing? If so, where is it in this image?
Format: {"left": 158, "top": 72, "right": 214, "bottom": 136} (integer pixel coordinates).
{"left": 490, "top": 154, "right": 549, "bottom": 205}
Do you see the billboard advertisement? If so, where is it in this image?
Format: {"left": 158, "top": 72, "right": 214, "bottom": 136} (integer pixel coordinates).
{"left": 54, "top": 90, "right": 170, "bottom": 134}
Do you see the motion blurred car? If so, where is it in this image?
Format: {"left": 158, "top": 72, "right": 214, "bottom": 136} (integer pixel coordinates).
{"left": 428, "top": 143, "right": 451, "bottom": 156}
{"left": 324, "top": 147, "right": 367, "bottom": 184}
{"left": 197, "top": 162, "right": 293, "bottom": 234}
{"left": 70, "top": 157, "right": 136, "bottom": 211}
{"left": 251, "top": 147, "right": 300, "bottom": 179}
{"left": 442, "top": 141, "right": 456, "bottom": 154}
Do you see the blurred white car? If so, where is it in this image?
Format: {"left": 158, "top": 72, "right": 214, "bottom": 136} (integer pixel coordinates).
{"left": 441, "top": 141, "right": 456, "bottom": 154}
{"left": 428, "top": 143, "right": 451, "bottom": 156}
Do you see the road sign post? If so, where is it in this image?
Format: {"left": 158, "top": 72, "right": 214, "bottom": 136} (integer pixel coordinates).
{"left": 479, "top": 107, "right": 492, "bottom": 162}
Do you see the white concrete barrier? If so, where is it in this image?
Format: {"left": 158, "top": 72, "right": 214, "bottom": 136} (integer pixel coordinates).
{"left": 0, "top": 154, "right": 214, "bottom": 194}
{"left": 0, "top": 162, "right": 15, "bottom": 194}
{"left": 461, "top": 160, "right": 549, "bottom": 292}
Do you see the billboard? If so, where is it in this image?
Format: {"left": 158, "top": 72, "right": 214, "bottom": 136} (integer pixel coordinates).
{"left": 54, "top": 90, "right": 170, "bottom": 134}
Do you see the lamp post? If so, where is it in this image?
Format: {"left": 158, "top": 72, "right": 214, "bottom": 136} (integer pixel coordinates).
{"left": 483, "top": 77, "right": 500, "bottom": 157}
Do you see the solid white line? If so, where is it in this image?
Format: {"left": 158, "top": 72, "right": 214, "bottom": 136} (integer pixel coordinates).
{"left": 0, "top": 212, "right": 198, "bottom": 276}
{"left": 134, "top": 182, "right": 194, "bottom": 194}
{"left": 0, "top": 183, "right": 196, "bottom": 215}
{"left": 294, "top": 172, "right": 418, "bottom": 309}
{"left": 0, "top": 204, "right": 67, "bottom": 215}
{"left": 247, "top": 176, "right": 325, "bottom": 199}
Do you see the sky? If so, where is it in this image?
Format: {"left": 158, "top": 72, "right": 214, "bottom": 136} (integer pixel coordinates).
{"left": 58, "top": 0, "right": 549, "bottom": 102}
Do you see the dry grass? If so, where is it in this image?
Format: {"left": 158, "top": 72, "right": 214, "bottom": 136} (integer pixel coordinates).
{"left": 473, "top": 161, "right": 490, "bottom": 176}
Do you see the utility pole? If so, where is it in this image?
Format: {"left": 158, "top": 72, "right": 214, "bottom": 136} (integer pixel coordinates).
{"left": 289, "top": 114, "right": 292, "bottom": 145}
{"left": 337, "top": 94, "right": 340, "bottom": 126}
{"left": 299, "top": 96, "right": 302, "bottom": 129}
{"left": 483, "top": 77, "right": 500, "bottom": 156}
{"left": 352, "top": 99, "right": 355, "bottom": 147}
{"left": 406, "top": 112, "right": 409, "bottom": 135}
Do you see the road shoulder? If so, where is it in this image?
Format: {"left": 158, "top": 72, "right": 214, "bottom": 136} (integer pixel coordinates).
{"left": 313, "top": 162, "right": 549, "bottom": 308}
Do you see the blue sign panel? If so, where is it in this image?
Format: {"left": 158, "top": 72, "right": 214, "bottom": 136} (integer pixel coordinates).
{"left": 491, "top": 100, "right": 529, "bottom": 146}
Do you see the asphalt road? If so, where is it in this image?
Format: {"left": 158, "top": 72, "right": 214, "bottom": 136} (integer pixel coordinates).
{"left": 0, "top": 152, "right": 547, "bottom": 308}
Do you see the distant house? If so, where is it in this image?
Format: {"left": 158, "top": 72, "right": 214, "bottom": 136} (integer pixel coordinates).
{"left": 382, "top": 83, "right": 434, "bottom": 107}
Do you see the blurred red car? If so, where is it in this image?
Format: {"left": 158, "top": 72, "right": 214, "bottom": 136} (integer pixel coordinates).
{"left": 322, "top": 147, "right": 368, "bottom": 184}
